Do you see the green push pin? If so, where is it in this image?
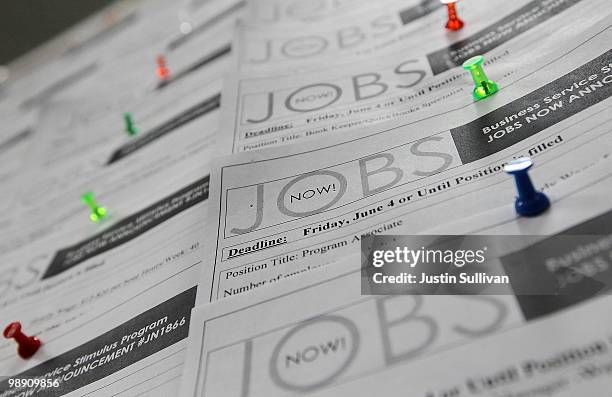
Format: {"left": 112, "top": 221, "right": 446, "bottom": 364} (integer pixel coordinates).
{"left": 123, "top": 112, "right": 138, "bottom": 136}
{"left": 81, "top": 192, "right": 107, "bottom": 222}
{"left": 462, "top": 55, "right": 499, "bottom": 101}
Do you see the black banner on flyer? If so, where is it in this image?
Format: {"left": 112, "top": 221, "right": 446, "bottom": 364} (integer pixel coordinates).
{"left": 0, "top": 287, "right": 196, "bottom": 396}
{"left": 501, "top": 209, "right": 612, "bottom": 320}
{"left": 43, "top": 176, "right": 209, "bottom": 279}
{"left": 427, "top": 0, "right": 582, "bottom": 75}
{"left": 158, "top": 45, "right": 231, "bottom": 89}
{"left": 107, "top": 94, "right": 220, "bottom": 164}
{"left": 398, "top": 0, "right": 443, "bottom": 26}
{"left": 0, "top": 129, "right": 32, "bottom": 154}
{"left": 450, "top": 49, "right": 612, "bottom": 164}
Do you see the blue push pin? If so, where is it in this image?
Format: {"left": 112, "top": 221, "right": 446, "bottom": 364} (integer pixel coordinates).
{"left": 504, "top": 157, "right": 550, "bottom": 217}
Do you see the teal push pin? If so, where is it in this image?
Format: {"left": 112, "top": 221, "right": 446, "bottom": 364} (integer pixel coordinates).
{"left": 123, "top": 112, "right": 138, "bottom": 136}
{"left": 81, "top": 192, "right": 107, "bottom": 222}
{"left": 462, "top": 55, "right": 499, "bottom": 100}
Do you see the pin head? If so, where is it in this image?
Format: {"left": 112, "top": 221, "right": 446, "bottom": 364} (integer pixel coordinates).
{"left": 503, "top": 157, "right": 533, "bottom": 174}
{"left": 3, "top": 322, "right": 21, "bottom": 338}
{"left": 4, "top": 322, "right": 41, "bottom": 359}
{"left": 463, "top": 55, "right": 484, "bottom": 70}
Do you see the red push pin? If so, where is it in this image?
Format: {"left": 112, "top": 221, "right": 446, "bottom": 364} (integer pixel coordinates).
{"left": 441, "top": 0, "right": 464, "bottom": 31}
{"left": 4, "top": 322, "right": 41, "bottom": 359}
{"left": 156, "top": 55, "right": 170, "bottom": 82}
